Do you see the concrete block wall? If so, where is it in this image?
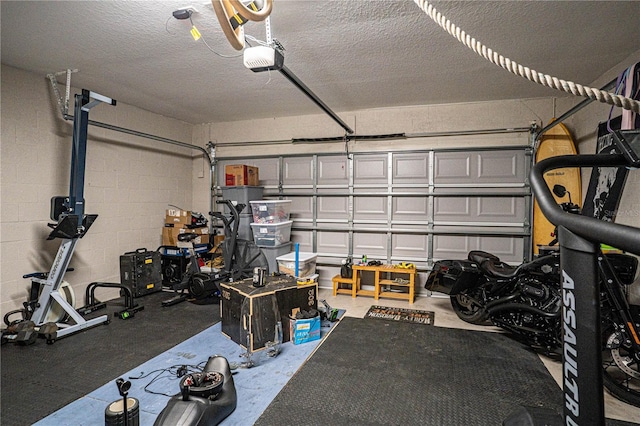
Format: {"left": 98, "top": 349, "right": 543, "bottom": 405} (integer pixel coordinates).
{"left": 1, "top": 65, "right": 196, "bottom": 317}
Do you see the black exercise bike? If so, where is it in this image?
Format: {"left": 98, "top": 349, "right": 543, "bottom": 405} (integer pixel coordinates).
{"left": 519, "top": 129, "right": 640, "bottom": 424}
{"left": 162, "top": 199, "right": 268, "bottom": 306}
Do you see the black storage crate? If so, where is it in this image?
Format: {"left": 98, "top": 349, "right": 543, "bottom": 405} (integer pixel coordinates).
{"left": 120, "top": 248, "right": 162, "bottom": 297}
{"left": 220, "top": 276, "right": 317, "bottom": 352}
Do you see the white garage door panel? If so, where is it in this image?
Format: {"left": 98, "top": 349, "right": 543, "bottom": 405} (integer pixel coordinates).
{"left": 434, "top": 153, "right": 471, "bottom": 182}
{"left": 392, "top": 197, "right": 430, "bottom": 222}
{"left": 353, "top": 233, "right": 387, "bottom": 257}
{"left": 477, "top": 151, "right": 522, "bottom": 182}
{"left": 354, "top": 155, "right": 388, "bottom": 185}
{"left": 434, "top": 150, "right": 526, "bottom": 185}
{"left": 354, "top": 196, "right": 387, "bottom": 221}
{"left": 434, "top": 197, "right": 525, "bottom": 224}
{"left": 318, "top": 156, "right": 349, "bottom": 185}
{"left": 318, "top": 196, "right": 348, "bottom": 220}
{"left": 283, "top": 157, "right": 314, "bottom": 186}
{"left": 477, "top": 236, "right": 523, "bottom": 262}
{"left": 316, "top": 231, "right": 349, "bottom": 254}
{"left": 290, "top": 230, "right": 313, "bottom": 252}
{"left": 392, "top": 233, "right": 429, "bottom": 258}
{"left": 289, "top": 196, "right": 313, "bottom": 220}
{"left": 433, "top": 234, "right": 523, "bottom": 263}
{"left": 247, "top": 158, "right": 279, "bottom": 187}
{"left": 393, "top": 153, "right": 429, "bottom": 185}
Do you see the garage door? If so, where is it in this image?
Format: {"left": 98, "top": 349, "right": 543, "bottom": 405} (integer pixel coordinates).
{"left": 215, "top": 145, "right": 532, "bottom": 293}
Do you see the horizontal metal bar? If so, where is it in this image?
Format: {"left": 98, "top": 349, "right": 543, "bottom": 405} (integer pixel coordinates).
{"left": 406, "top": 126, "right": 532, "bottom": 138}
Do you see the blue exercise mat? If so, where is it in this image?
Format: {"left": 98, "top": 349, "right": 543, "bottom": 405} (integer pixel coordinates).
{"left": 34, "top": 320, "right": 337, "bottom": 426}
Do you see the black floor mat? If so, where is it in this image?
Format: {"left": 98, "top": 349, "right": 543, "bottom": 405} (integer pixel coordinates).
{"left": 256, "top": 317, "right": 561, "bottom": 425}
{"left": 1, "top": 291, "right": 219, "bottom": 426}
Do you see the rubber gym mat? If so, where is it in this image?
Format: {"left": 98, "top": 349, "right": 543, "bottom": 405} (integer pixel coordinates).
{"left": 364, "top": 304, "right": 434, "bottom": 325}
{"left": 254, "top": 317, "right": 638, "bottom": 426}
{"left": 0, "top": 291, "right": 219, "bottom": 426}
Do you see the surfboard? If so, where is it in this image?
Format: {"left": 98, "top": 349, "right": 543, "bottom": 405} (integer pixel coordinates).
{"left": 532, "top": 120, "right": 582, "bottom": 254}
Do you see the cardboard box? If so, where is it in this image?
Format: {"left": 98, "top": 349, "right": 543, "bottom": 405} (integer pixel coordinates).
{"left": 289, "top": 315, "right": 321, "bottom": 345}
{"left": 225, "top": 165, "right": 259, "bottom": 186}
{"left": 162, "top": 225, "right": 210, "bottom": 246}
{"left": 220, "top": 276, "right": 318, "bottom": 352}
{"left": 165, "top": 209, "right": 192, "bottom": 225}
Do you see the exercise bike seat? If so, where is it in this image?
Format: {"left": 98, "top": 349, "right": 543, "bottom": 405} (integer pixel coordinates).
{"left": 153, "top": 355, "right": 237, "bottom": 426}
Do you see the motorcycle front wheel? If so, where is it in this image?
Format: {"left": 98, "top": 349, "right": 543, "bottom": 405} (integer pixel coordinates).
{"left": 450, "top": 291, "right": 490, "bottom": 325}
{"left": 602, "top": 323, "right": 640, "bottom": 408}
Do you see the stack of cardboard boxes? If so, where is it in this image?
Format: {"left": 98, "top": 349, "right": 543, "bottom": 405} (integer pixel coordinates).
{"left": 162, "top": 208, "right": 210, "bottom": 246}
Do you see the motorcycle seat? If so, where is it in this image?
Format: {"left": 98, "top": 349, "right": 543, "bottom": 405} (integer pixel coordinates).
{"left": 468, "top": 250, "right": 518, "bottom": 279}
{"left": 481, "top": 260, "right": 519, "bottom": 279}
{"left": 468, "top": 250, "right": 500, "bottom": 264}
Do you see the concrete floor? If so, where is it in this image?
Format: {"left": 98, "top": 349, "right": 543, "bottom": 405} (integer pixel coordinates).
{"left": 318, "top": 287, "right": 640, "bottom": 424}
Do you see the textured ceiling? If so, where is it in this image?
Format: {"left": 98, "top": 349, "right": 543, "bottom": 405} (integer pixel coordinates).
{"left": 2, "top": 1, "right": 640, "bottom": 126}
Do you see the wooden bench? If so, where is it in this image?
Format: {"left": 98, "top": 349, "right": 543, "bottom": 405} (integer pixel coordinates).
{"left": 332, "top": 264, "right": 417, "bottom": 304}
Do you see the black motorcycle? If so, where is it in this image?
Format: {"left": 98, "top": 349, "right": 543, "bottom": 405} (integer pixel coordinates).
{"left": 426, "top": 185, "right": 640, "bottom": 407}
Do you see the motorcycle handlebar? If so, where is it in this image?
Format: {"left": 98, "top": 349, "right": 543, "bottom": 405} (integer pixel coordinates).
{"left": 531, "top": 153, "right": 640, "bottom": 256}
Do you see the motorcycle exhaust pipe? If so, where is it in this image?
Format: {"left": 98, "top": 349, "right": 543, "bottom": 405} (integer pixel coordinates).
{"left": 487, "top": 302, "right": 560, "bottom": 318}
{"left": 483, "top": 293, "right": 521, "bottom": 311}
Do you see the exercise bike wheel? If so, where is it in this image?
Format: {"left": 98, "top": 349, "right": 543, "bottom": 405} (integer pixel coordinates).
{"left": 223, "top": 239, "right": 269, "bottom": 280}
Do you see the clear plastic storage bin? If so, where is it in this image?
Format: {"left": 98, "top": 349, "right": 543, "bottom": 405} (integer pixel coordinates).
{"left": 276, "top": 252, "right": 318, "bottom": 278}
{"left": 250, "top": 221, "right": 293, "bottom": 247}
{"left": 249, "top": 200, "right": 292, "bottom": 224}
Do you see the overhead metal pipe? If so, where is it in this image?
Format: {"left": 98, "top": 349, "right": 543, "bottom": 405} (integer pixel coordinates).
{"left": 279, "top": 65, "right": 354, "bottom": 135}
{"left": 61, "top": 114, "right": 211, "bottom": 164}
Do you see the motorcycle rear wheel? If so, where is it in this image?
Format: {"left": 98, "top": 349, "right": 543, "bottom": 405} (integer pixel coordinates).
{"left": 602, "top": 325, "right": 640, "bottom": 408}
{"left": 450, "top": 292, "right": 490, "bottom": 325}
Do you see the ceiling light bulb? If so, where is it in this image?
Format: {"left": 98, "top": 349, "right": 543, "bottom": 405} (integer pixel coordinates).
{"left": 190, "top": 26, "right": 201, "bottom": 41}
